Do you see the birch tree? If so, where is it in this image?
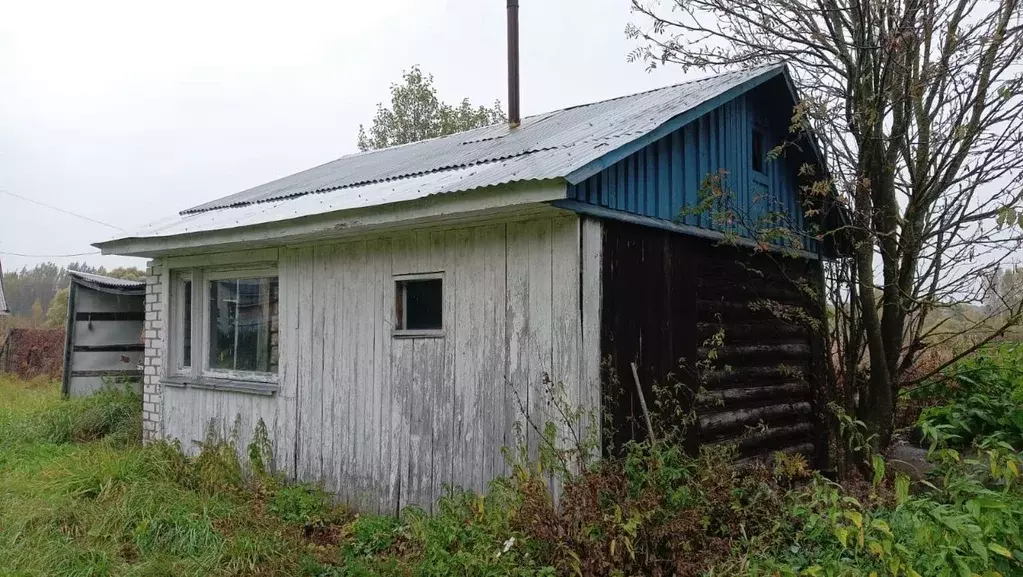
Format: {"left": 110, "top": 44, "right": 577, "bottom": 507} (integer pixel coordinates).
{"left": 628, "top": 0, "right": 1023, "bottom": 447}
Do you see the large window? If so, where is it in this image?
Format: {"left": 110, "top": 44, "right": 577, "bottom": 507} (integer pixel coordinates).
{"left": 207, "top": 277, "right": 279, "bottom": 373}
{"left": 170, "top": 266, "right": 279, "bottom": 388}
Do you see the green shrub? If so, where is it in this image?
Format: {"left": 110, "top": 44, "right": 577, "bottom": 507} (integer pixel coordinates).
{"left": 268, "top": 483, "right": 336, "bottom": 526}
{"left": 749, "top": 446, "right": 1023, "bottom": 577}
{"left": 915, "top": 343, "right": 1023, "bottom": 450}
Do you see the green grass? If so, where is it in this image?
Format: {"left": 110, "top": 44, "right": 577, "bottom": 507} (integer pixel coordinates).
{"left": 2, "top": 371, "right": 1021, "bottom": 577}
{"left": 0, "top": 375, "right": 548, "bottom": 577}
{"left": 0, "top": 376, "right": 322, "bottom": 577}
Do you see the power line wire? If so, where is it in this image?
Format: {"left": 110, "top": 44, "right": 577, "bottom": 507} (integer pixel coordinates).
{"left": 0, "top": 189, "right": 126, "bottom": 231}
{"left": 0, "top": 250, "right": 101, "bottom": 258}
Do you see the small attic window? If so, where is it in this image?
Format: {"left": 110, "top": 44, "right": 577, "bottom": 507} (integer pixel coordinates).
{"left": 752, "top": 130, "right": 765, "bottom": 173}
{"left": 394, "top": 274, "right": 444, "bottom": 337}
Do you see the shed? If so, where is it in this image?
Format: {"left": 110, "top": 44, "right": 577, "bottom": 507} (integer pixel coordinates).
{"left": 61, "top": 271, "right": 146, "bottom": 397}
{"left": 95, "top": 64, "right": 842, "bottom": 513}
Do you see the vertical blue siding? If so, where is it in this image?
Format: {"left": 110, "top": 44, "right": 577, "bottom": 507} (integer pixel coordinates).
{"left": 568, "top": 89, "right": 817, "bottom": 253}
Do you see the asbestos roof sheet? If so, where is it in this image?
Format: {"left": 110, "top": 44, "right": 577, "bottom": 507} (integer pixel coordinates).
{"left": 108, "top": 64, "right": 786, "bottom": 243}
{"left": 69, "top": 271, "right": 146, "bottom": 293}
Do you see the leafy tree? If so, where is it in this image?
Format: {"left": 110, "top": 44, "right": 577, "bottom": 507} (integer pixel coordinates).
{"left": 44, "top": 288, "right": 69, "bottom": 328}
{"left": 357, "top": 66, "right": 505, "bottom": 151}
{"left": 629, "top": 0, "right": 1023, "bottom": 449}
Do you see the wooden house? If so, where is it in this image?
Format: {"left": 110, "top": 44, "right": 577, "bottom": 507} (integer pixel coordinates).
{"left": 95, "top": 64, "right": 842, "bottom": 513}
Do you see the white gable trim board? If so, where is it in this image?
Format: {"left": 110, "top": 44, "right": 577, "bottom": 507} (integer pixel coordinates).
{"left": 143, "top": 214, "right": 603, "bottom": 513}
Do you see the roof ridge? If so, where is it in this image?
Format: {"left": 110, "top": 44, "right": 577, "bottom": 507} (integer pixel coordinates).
{"left": 276, "top": 64, "right": 785, "bottom": 165}
{"left": 536, "top": 63, "right": 784, "bottom": 116}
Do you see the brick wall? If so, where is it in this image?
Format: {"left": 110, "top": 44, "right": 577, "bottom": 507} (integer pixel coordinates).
{"left": 142, "top": 259, "right": 164, "bottom": 442}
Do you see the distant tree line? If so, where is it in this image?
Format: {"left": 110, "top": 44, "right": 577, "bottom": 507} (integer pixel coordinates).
{"left": 2, "top": 263, "right": 144, "bottom": 329}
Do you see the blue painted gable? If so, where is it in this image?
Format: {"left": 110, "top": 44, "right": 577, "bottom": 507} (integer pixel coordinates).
{"left": 565, "top": 76, "right": 820, "bottom": 254}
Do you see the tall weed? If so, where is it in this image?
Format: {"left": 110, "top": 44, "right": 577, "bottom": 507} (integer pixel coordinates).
{"left": 914, "top": 343, "right": 1023, "bottom": 450}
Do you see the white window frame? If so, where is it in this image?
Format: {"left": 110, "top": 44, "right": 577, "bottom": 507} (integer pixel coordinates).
{"left": 169, "top": 271, "right": 194, "bottom": 377}
{"left": 393, "top": 271, "right": 445, "bottom": 339}
{"left": 169, "top": 264, "right": 279, "bottom": 386}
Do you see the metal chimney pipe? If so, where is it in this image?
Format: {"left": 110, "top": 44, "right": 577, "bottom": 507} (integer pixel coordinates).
{"left": 507, "top": 0, "right": 520, "bottom": 127}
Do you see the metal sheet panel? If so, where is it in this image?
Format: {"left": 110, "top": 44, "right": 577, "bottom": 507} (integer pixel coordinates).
{"left": 75, "top": 288, "right": 145, "bottom": 313}
{"left": 71, "top": 320, "right": 143, "bottom": 346}
{"left": 64, "top": 281, "right": 146, "bottom": 398}
{"left": 71, "top": 350, "right": 144, "bottom": 372}
{"left": 69, "top": 271, "right": 146, "bottom": 294}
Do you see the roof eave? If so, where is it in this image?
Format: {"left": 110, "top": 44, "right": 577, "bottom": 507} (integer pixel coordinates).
{"left": 95, "top": 179, "right": 569, "bottom": 258}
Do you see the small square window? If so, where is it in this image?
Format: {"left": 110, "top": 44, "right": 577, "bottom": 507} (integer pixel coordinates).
{"left": 395, "top": 277, "right": 443, "bottom": 333}
{"left": 752, "top": 130, "right": 765, "bottom": 173}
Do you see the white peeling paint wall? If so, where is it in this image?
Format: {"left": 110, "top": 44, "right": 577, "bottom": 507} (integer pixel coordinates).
{"left": 154, "top": 214, "right": 603, "bottom": 514}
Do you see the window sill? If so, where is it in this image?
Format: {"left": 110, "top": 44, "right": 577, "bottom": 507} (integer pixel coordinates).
{"left": 162, "top": 376, "right": 278, "bottom": 396}
{"left": 392, "top": 329, "right": 446, "bottom": 339}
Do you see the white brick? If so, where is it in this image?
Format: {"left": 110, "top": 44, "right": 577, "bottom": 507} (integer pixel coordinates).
{"left": 143, "top": 402, "right": 155, "bottom": 413}
{"left": 145, "top": 330, "right": 157, "bottom": 339}
{"left": 144, "top": 365, "right": 156, "bottom": 375}
{"left": 143, "top": 420, "right": 156, "bottom": 431}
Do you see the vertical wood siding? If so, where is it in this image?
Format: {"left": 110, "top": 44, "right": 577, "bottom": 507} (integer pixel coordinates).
{"left": 160, "top": 215, "right": 602, "bottom": 514}
{"left": 569, "top": 88, "right": 818, "bottom": 253}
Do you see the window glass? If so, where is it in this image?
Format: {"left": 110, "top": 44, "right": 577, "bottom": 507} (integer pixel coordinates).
{"left": 752, "top": 130, "right": 765, "bottom": 173}
{"left": 208, "top": 277, "right": 279, "bottom": 373}
{"left": 397, "top": 278, "right": 443, "bottom": 331}
{"left": 182, "top": 280, "right": 192, "bottom": 368}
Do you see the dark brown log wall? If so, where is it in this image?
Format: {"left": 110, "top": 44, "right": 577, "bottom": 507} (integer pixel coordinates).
{"left": 600, "top": 219, "right": 826, "bottom": 466}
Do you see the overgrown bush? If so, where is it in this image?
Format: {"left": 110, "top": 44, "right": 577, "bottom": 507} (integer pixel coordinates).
{"left": 751, "top": 446, "right": 1023, "bottom": 576}
{"left": 914, "top": 343, "right": 1023, "bottom": 450}
{"left": 508, "top": 442, "right": 788, "bottom": 576}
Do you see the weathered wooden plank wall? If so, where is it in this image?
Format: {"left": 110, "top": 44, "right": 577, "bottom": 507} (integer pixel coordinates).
{"left": 600, "top": 219, "right": 824, "bottom": 464}
{"left": 161, "top": 214, "right": 602, "bottom": 514}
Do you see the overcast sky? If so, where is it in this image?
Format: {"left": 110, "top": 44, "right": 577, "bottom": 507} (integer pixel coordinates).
{"left": 0, "top": 0, "right": 699, "bottom": 272}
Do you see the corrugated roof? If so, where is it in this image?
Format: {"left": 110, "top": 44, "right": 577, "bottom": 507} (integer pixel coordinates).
{"left": 128, "top": 160, "right": 566, "bottom": 239}
{"left": 184, "top": 64, "right": 784, "bottom": 215}
{"left": 69, "top": 270, "right": 146, "bottom": 291}
{"left": 101, "top": 64, "right": 788, "bottom": 247}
